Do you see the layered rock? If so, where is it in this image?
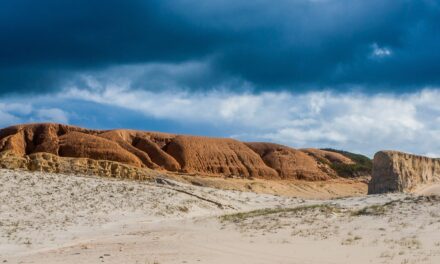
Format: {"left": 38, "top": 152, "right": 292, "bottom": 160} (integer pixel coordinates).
{"left": 369, "top": 151, "right": 440, "bottom": 194}
{"left": 166, "top": 136, "right": 278, "bottom": 179}
{"left": 0, "top": 123, "right": 369, "bottom": 181}
{"left": 0, "top": 151, "right": 161, "bottom": 180}
{"left": 246, "top": 143, "right": 333, "bottom": 180}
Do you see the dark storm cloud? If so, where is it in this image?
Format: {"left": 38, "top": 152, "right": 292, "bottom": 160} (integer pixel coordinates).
{"left": 0, "top": 0, "right": 439, "bottom": 94}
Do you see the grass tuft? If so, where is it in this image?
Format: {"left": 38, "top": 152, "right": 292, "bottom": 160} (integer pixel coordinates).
{"left": 351, "top": 200, "right": 398, "bottom": 216}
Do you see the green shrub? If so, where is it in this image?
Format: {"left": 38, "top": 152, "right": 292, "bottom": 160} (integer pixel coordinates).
{"left": 321, "top": 148, "right": 372, "bottom": 178}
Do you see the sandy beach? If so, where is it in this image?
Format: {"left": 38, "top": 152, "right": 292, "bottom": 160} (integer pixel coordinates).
{"left": 1, "top": 169, "right": 439, "bottom": 263}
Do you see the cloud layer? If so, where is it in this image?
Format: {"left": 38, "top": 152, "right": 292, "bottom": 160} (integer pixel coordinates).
{"left": 1, "top": 1, "right": 440, "bottom": 157}
{"left": 1, "top": 0, "right": 440, "bottom": 94}
{"left": 0, "top": 102, "right": 69, "bottom": 127}
{"left": 54, "top": 86, "right": 440, "bottom": 157}
{"left": 2, "top": 82, "right": 440, "bottom": 157}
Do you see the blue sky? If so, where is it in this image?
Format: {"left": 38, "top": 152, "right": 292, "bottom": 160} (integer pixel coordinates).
{"left": 1, "top": 0, "right": 440, "bottom": 157}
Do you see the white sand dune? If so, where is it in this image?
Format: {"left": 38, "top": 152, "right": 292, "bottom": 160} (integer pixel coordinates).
{"left": 1, "top": 169, "right": 440, "bottom": 264}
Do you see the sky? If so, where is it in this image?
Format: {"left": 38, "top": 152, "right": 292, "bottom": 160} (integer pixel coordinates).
{"left": 1, "top": 0, "right": 440, "bottom": 157}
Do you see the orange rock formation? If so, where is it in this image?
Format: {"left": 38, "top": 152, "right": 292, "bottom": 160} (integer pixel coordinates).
{"left": 0, "top": 123, "right": 366, "bottom": 181}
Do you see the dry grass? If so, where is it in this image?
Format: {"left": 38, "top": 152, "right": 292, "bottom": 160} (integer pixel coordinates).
{"left": 220, "top": 204, "right": 341, "bottom": 222}
{"left": 351, "top": 203, "right": 390, "bottom": 216}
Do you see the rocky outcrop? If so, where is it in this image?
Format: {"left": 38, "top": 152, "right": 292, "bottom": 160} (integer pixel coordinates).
{"left": 246, "top": 143, "right": 333, "bottom": 180}
{"left": 369, "top": 151, "right": 440, "bottom": 194}
{"left": 0, "top": 123, "right": 369, "bottom": 181}
{"left": 166, "top": 136, "right": 279, "bottom": 179}
{"left": 0, "top": 151, "right": 162, "bottom": 180}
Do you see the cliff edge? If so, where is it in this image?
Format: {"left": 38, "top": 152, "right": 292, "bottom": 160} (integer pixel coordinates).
{"left": 369, "top": 151, "right": 440, "bottom": 194}
{"left": 0, "top": 123, "right": 370, "bottom": 181}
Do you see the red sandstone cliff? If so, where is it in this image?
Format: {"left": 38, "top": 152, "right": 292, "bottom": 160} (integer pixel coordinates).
{"left": 0, "top": 123, "right": 367, "bottom": 181}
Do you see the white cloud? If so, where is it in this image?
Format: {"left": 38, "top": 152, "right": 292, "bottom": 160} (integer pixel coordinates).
{"left": 0, "top": 102, "right": 70, "bottom": 126}
{"left": 371, "top": 43, "right": 392, "bottom": 58}
{"left": 0, "top": 103, "right": 33, "bottom": 115}
{"left": 33, "top": 108, "right": 69, "bottom": 124}
{"left": 61, "top": 82, "right": 440, "bottom": 157}
{"left": 0, "top": 111, "right": 21, "bottom": 127}
{"left": 2, "top": 75, "right": 440, "bottom": 158}
{"left": 424, "top": 152, "right": 440, "bottom": 158}
{"left": 0, "top": 103, "right": 31, "bottom": 127}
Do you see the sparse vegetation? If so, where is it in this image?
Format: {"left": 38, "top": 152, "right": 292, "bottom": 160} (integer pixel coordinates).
{"left": 2, "top": 168, "right": 440, "bottom": 263}
{"left": 352, "top": 204, "right": 387, "bottom": 216}
{"left": 341, "top": 235, "right": 362, "bottom": 245}
{"left": 398, "top": 237, "right": 422, "bottom": 250}
{"left": 220, "top": 204, "right": 340, "bottom": 222}
{"left": 322, "top": 148, "right": 373, "bottom": 178}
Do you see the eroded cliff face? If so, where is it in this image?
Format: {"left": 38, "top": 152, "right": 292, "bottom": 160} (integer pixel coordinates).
{"left": 0, "top": 151, "right": 162, "bottom": 181}
{"left": 0, "top": 123, "right": 366, "bottom": 181}
{"left": 246, "top": 143, "right": 335, "bottom": 180}
{"left": 369, "top": 151, "right": 440, "bottom": 194}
